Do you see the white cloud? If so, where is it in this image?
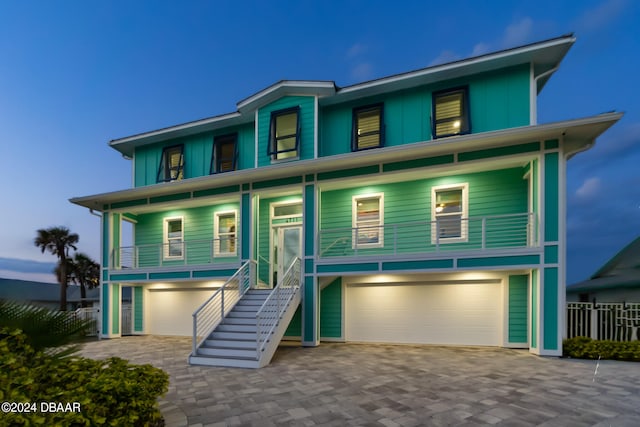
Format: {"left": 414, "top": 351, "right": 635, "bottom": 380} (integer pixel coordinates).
{"left": 575, "top": 0, "right": 629, "bottom": 33}
{"left": 501, "top": 17, "right": 534, "bottom": 48}
{"left": 576, "top": 177, "right": 602, "bottom": 199}
{"left": 428, "top": 50, "right": 461, "bottom": 66}
{"left": 346, "top": 43, "right": 367, "bottom": 59}
{"left": 471, "top": 43, "right": 490, "bottom": 57}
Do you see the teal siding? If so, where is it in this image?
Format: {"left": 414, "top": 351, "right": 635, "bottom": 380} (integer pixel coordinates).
{"left": 508, "top": 275, "right": 528, "bottom": 343}
{"left": 531, "top": 269, "right": 538, "bottom": 349}
{"left": 544, "top": 152, "right": 559, "bottom": 242}
{"left": 134, "top": 202, "right": 240, "bottom": 267}
{"left": 133, "top": 286, "right": 143, "bottom": 332}
{"left": 284, "top": 306, "right": 302, "bottom": 337}
{"left": 320, "top": 278, "right": 342, "bottom": 338}
{"left": 101, "top": 283, "right": 109, "bottom": 335}
{"left": 111, "top": 284, "right": 119, "bottom": 334}
{"left": 319, "top": 167, "right": 528, "bottom": 257}
{"left": 257, "top": 96, "right": 315, "bottom": 167}
{"left": 133, "top": 123, "right": 255, "bottom": 187}
{"left": 543, "top": 267, "right": 558, "bottom": 350}
{"left": 320, "top": 64, "right": 530, "bottom": 156}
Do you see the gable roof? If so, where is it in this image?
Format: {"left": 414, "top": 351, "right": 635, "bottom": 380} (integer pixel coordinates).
{"left": 567, "top": 236, "right": 640, "bottom": 293}
{"left": 109, "top": 34, "right": 576, "bottom": 158}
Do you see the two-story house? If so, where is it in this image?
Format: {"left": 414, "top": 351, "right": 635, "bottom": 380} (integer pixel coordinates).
{"left": 71, "top": 34, "right": 621, "bottom": 368}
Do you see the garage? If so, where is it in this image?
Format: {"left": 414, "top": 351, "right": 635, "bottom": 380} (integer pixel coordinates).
{"left": 146, "top": 289, "right": 214, "bottom": 336}
{"left": 345, "top": 281, "right": 503, "bottom": 346}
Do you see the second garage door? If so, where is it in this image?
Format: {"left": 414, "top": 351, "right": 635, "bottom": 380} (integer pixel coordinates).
{"left": 346, "top": 282, "right": 502, "bottom": 346}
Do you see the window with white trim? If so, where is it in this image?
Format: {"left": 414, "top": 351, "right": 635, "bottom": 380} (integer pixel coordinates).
{"left": 214, "top": 211, "right": 237, "bottom": 256}
{"left": 352, "top": 193, "right": 384, "bottom": 248}
{"left": 163, "top": 217, "right": 184, "bottom": 259}
{"left": 268, "top": 107, "right": 300, "bottom": 160}
{"left": 157, "top": 145, "right": 184, "bottom": 182}
{"left": 432, "top": 87, "right": 470, "bottom": 138}
{"left": 431, "top": 184, "right": 468, "bottom": 243}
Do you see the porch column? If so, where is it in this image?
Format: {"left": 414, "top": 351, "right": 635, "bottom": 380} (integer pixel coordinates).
{"left": 101, "top": 282, "right": 121, "bottom": 338}
{"left": 302, "top": 181, "right": 319, "bottom": 346}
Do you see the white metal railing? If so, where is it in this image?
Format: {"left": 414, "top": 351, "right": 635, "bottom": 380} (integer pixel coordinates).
{"left": 112, "top": 237, "right": 239, "bottom": 269}
{"left": 191, "top": 260, "right": 256, "bottom": 355}
{"left": 318, "top": 212, "right": 537, "bottom": 258}
{"left": 71, "top": 306, "right": 100, "bottom": 336}
{"left": 255, "top": 258, "right": 301, "bottom": 359}
{"left": 567, "top": 302, "right": 640, "bottom": 341}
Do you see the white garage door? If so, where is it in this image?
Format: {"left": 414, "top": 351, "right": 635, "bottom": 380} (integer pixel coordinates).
{"left": 346, "top": 282, "right": 502, "bottom": 346}
{"left": 147, "top": 289, "right": 213, "bottom": 336}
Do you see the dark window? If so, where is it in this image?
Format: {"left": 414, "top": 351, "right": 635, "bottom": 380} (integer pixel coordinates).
{"left": 352, "top": 104, "right": 384, "bottom": 151}
{"left": 268, "top": 107, "right": 300, "bottom": 160}
{"left": 157, "top": 145, "right": 184, "bottom": 183}
{"left": 210, "top": 133, "right": 238, "bottom": 174}
{"left": 432, "top": 87, "right": 470, "bottom": 138}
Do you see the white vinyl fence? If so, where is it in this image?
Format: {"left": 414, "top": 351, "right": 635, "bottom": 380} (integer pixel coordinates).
{"left": 567, "top": 302, "right": 640, "bottom": 341}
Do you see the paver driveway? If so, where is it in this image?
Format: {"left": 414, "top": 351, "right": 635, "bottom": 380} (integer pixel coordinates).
{"left": 81, "top": 337, "right": 640, "bottom": 426}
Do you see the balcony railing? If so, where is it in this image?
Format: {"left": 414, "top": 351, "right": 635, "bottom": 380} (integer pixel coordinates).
{"left": 111, "top": 238, "right": 239, "bottom": 269}
{"left": 318, "top": 212, "right": 537, "bottom": 259}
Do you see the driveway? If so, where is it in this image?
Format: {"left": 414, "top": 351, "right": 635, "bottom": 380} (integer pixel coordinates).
{"left": 81, "top": 337, "right": 640, "bottom": 426}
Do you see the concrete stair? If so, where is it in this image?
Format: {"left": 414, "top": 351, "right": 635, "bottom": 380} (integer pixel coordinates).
{"left": 189, "top": 289, "right": 272, "bottom": 368}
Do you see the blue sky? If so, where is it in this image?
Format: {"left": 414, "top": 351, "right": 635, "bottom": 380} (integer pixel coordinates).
{"left": 0, "top": 0, "right": 638, "bottom": 284}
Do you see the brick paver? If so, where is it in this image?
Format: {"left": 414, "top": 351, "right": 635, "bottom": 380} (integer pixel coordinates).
{"left": 81, "top": 337, "right": 640, "bottom": 426}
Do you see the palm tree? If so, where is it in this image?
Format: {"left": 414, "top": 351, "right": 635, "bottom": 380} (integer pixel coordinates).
{"left": 69, "top": 253, "right": 100, "bottom": 307}
{"left": 34, "top": 226, "right": 79, "bottom": 311}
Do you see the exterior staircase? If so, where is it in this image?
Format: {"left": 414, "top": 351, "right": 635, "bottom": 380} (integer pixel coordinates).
{"left": 189, "top": 258, "right": 301, "bottom": 368}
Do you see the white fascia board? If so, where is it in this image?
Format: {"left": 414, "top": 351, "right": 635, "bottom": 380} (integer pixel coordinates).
{"left": 236, "top": 80, "right": 336, "bottom": 113}
{"left": 70, "top": 112, "right": 621, "bottom": 212}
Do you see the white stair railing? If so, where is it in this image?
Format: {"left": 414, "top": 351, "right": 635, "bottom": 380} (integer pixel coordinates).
{"left": 191, "top": 260, "right": 256, "bottom": 355}
{"left": 255, "top": 258, "right": 301, "bottom": 360}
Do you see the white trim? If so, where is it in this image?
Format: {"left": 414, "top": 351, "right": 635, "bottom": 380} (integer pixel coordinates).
{"left": 431, "top": 183, "right": 469, "bottom": 244}
{"left": 352, "top": 193, "right": 384, "bottom": 249}
{"left": 163, "top": 216, "right": 184, "bottom": 260}
{"left": 213, "top": 210, "right": 238, "bottom": 257}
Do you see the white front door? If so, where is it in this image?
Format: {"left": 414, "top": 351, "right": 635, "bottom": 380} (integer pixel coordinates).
{"left": 273, "top": 225, "right": 302, "bottom": 286}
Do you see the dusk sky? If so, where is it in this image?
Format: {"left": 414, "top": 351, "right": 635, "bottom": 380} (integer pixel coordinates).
{"left": 1, "top": 0, "right": 638, "bottom": 284}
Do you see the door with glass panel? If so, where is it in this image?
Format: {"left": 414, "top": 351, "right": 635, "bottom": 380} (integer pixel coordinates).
{"left": 273, "top": 225, "right": 302, "bottom": 286}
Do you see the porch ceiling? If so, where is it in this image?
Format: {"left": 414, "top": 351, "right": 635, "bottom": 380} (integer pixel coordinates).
{"left": 70, "top": 112, "right": 622, "bottom": 213}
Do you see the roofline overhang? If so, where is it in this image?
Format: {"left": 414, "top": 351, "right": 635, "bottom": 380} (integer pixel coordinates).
{"left": 108, "top": 34, "right": 575, "bottom": 158}
{"left": 71, "top": 111, "right": 622, "bottom": 212}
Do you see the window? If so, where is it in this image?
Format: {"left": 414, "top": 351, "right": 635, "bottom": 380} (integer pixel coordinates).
{"left": 352, "top": 193, "right": 384, "bottom": 248}
{"left": 269, "top": 107, "right": 300, "bottom": 160}
{"left": 157, "top": 145, "right": 184, "bottom": 182}
{"left": 432, "top": 87, "right": 470, "bottom": 138}
{"left": 210, "top": 134, "right": 238, "bottom": 174}
{"left": 214, "top": 211, "right": 237, "bottom": 256}
{"left": 431, "top": 184, "right": 468, "bottom": 243}
{"left": 163, "top": 217, "right": 184, "bottom": 259}
{"left": 352, "top": 104, "right": 384, "bottom": 151}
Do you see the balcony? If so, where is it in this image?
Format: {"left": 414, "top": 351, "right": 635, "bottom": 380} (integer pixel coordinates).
{"left": 111, "top": 238, "right": 239, "bottom": 270}
{"left": 318, "top": 213, "right": 538, "bottom": 260}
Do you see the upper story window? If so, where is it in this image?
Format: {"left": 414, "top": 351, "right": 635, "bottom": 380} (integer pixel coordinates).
{"left": 431, "top": 183, "right": 468, "bottom": 243}
{"left": 352, "top": 104, "right": 384, "bottom": 151}
{"left": 157, "top": 145, "right": 184, "bottom": 183}
{"left": 214, "top": 211, "right": 237, "bottom": 257}
{"left": 352, "top": 193, "right": 384, "bottom": 249}
{"left": 163, "top": 217, "right": 184, "bottom": 260}
{"left": 432, "top": 87, "right": 470, "bottom": 138}
{"left": 269, "top": 107, "right": 300, "bottom": 160}
{"left": 210, "top": 133, "right": 238, "bottom": 174}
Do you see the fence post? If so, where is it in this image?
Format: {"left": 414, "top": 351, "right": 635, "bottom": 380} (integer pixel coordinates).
{"left": 590, "top": 303, "right": 598, "bottom": 340}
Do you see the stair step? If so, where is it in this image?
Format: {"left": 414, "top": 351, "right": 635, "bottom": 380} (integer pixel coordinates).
{"left": 189, "top": 355, "right": 260, "bottom": 369}
{"left": 198, "top": 346, "right": 258, "bottom": 358}
{"left": 227, "top": 311, "right": 256, "bottom": 318}
{"left": 216, "top": 324, "right": 257, "bottom": 333}
{"left": 210, "top": 331, "right": 257, "bottom": 340}
{"left": 233, "top": 305, "right": 261, "bottom": 312}
{"left": 204, "top": 339, "right": 257, "bottom": 349}
{"left": 222, "top": 317, "right": 257, "bottom": 326}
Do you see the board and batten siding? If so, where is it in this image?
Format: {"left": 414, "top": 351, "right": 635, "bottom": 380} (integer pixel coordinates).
{"left": 508, "top": 274, "right": 528, "bottom": 344}
{"left": 319, "top": 64, "right": 530, "bottom": 157}
{"left": 257, "top": 96, "right": 316, "bottom": 167}
{"left": 134, "top": 202, "right": 240, "bottom": 267}
{"left": 284, "top": 277, "right": 342, "bottom": 339}
{"left": 319, "top": 167, "right": 528, "bottom": 256}
{"left": 133, "top": 123, "right": 255, "bottom": 187}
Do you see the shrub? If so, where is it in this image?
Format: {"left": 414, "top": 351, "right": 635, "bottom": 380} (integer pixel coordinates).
{"left": 563, "top": 336, "right": 640, "bottom": 362}
{"left": 0, "top": 328, "right": 169, "bottom": 426}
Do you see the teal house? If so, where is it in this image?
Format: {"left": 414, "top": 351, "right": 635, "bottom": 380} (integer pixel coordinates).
{"left": 71, "top": 34, "right": 621, "bottom": 367}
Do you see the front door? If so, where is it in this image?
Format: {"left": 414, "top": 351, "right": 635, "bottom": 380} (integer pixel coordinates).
{"left": 273, "top": 225, "right": 302, "bottom": 286}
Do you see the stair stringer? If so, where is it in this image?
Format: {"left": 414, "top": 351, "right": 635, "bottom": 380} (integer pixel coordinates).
{"left": 257, "top": 289, "right": 301, "bottom": 368}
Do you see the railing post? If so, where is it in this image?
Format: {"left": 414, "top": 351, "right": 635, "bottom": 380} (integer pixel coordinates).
{"left": 435, "top": 221, "right": 440, "bottom": 252}
{"left": 221, "top": 287, "right": 225, "bottom": 318}
{"left": 590, "top": 303, "right": 598, "bottom": 339}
